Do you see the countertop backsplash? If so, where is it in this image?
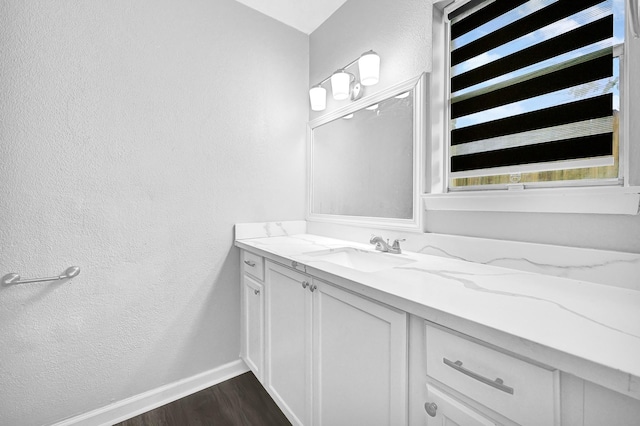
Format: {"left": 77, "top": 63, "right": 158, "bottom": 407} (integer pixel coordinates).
{"left": 236, "top": 220, "right": 640, "bottom": 292}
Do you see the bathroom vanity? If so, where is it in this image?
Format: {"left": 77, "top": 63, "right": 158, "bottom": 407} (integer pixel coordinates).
{"left": 236, "top": 224, "right": 640, "bottom": 426}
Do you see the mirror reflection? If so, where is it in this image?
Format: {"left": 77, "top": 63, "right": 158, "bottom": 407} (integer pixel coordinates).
{"left": 311, "top": 90, "right": 414, "bottom": 219}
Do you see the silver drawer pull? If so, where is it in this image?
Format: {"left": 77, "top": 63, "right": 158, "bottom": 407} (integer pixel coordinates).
{"left": 254, "top": 289, "right": 260, "bottom": 295}
{"left": 243, "top": 260, "right": 256, "bottom": 267}
{"left": 443, "top": 358, "right": 514, "bottom": 395}
{"left": 302, "top": 281, "right": 310, "bottom": 289}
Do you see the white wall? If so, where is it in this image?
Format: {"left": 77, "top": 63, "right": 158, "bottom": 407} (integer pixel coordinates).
{"left": 310, "top": 0, "right": 640, "bottom": 253}
{"left": 0, "top": 1, "right": 307, "bottom": 424}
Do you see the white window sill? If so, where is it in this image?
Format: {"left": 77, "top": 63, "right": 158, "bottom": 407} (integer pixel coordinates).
{"left": 422, "top": 186, "right": 640, "bottom": 215}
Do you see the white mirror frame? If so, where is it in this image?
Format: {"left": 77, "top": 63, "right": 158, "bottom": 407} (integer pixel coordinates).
{"left": 306, "top": 73, "right": 426, "bottom": 232}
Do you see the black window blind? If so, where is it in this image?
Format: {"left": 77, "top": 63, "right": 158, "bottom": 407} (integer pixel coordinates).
{"left": 448, "top": 0, "right": 616, "bottom": 178}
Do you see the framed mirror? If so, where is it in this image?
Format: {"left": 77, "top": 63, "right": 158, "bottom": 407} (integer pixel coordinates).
{"left": 307, "top": 74, "right": 425, "bottom": 231}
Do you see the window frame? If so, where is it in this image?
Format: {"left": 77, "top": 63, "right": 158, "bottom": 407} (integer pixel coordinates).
{"left": 424, "top": 0, "right": 640, "bottom": 215}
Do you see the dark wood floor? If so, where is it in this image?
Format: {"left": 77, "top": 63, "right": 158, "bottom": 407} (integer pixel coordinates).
{"left": 113, "top": 372, "right": 291, "bottom": 426}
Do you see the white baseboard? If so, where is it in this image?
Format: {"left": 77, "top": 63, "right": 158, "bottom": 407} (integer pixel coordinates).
{"left": 51, "top": 359, "right": 249, "bottom": 426}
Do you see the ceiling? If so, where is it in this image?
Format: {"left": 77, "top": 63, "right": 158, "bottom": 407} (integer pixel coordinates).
{"left": 233, "top": 0, "right": 349, "bottom": 34}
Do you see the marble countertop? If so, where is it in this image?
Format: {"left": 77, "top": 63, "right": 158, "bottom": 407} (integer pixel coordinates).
{"left": 236, "top": 233, "right": 640, "bottom": 397}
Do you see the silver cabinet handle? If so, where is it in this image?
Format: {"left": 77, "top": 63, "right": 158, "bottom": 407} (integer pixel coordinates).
{"left": 301, "top": 281, "right": 310, "bottom": 289}
{"left": 254, "top": 289, "right": 260, "bottom": 295}
{"left": 243, "top": 260, "right": 256, "bottom": 267}
{"left": 443, "top": 358, "right": 514, "bottom": 395}
{"left": 424, "top": 402, "right": 438, "bottom": 417}
{"left": 309, "top": 284, "right": 317, "bottom": 292}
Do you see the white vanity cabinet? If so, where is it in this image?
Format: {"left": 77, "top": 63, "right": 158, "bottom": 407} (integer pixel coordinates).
{"left": 561, "top": 373, "right": 640, "bottom": 426}
{"left": 237, "top": 244, "right": 640, "bottom": 426}
{"left": 312, "top": 274, "right": 408, "bottom": 426}
{"left": 424, "top": 384, "right": 499, "bottom": 426}
{"left": 240, "top": 251, "right": 265, "bottom": 382}
{"left": 264, "top": 261, "right": 313, "bottom": 425}
{"left": 264, "top": 260, "right": 408, "bottom": 426}
{"left": 422, "top": 324, "right": 558, "bottom": 426}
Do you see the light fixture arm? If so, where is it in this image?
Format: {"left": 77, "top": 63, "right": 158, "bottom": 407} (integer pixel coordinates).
{"left": 333, "top": 69, "right": 356, "bottom": 83}
{"left": 313, "top": 57, "right": 361, "bottom": 87}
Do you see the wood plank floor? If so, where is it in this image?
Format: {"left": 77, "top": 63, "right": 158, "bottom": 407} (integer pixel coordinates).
{"left": 113, "top": 372, "right": 291, "bottom": 426}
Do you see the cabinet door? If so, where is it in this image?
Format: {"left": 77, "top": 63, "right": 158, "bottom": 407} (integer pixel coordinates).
{"left": 313, "top": 280, "right": 408, "bottom": 426}
{"left": 241, "top": 275, "right": 264, "bottom": 382}
{"left": 583, "top": 380, "right": 640, "bottom": 426}
{"left": 265, "top": 262, "right": 313, "bottom": 426}
{"left": 425, "top": 384, "right": 499, "bottom": 426}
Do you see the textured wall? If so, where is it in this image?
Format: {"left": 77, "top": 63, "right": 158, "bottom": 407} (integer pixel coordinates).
{"left": 310, "top": 0, "right": 640, "bottom": 253}
{"left": 0, "top": 0, "right": 307, "bottom": 424}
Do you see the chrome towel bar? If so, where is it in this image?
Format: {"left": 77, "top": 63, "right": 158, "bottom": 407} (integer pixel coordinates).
{"left": 2, "top": 266, "right": 81, "bottom": 286}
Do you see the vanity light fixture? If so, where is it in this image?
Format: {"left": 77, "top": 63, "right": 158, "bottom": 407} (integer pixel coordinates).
{"left": 308, "top": 50, "right": 381, "bottom": 111}
{"left": 358, "top": 50, "right": 380, "bottom": 86}
{"left": 330, "top": 69, "right": 352, "bottom": 101}
{"left": 395, "top": 91, "right": 410, "bottom": 99}
{"left": 365, "top": 104, "right": 379, "bottom": 110}
{"left": 342, "top": 113, "right": 354, "bottom": 119}
{"left": 309, "top": 85, "right": 327, "bottom": 111}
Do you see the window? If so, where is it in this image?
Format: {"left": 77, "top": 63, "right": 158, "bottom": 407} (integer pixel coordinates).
{"left": 445, "top": 0, "right": 625, "bottom": 190}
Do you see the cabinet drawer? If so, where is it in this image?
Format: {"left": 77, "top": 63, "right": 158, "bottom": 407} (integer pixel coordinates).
{"left": 426, "top": 383, "right": 498, "bottom": 426}
{"left": 426, "top": 324, "right": 557, "bottom": 426}
{"left": 243, "top": 251, "right": 264, "bottom": 281}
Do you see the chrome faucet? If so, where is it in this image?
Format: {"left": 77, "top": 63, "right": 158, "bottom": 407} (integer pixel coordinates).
{"left": 370, "top": 235, "right": 405, "bottom": 254}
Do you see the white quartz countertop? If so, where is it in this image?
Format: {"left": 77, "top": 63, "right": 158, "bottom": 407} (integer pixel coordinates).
{"left": 236, "top": 233, "right": 640, "bottom": 394}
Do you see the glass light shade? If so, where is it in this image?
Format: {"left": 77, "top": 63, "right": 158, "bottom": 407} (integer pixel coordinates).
{"left": 358, "top": 51, "right": 380, "bottom": 86}
{"left": 309, "top": 86, "right": 326, "bottom": 111}
{"left": 331, "top": 70, "right": 351, "bottom": 100}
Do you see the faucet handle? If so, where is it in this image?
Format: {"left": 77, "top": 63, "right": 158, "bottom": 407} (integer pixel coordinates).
{"left": 391, "top": 238, "right": 406, "bottom": 253}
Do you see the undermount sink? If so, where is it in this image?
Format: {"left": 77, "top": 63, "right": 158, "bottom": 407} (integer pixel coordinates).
{"left": 303, "top": 247, "right": 416, "bottom": 272}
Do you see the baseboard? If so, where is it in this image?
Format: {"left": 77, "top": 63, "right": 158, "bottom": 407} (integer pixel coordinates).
{"left": 51, "top": 359, "right": 249, "bottom": 426}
